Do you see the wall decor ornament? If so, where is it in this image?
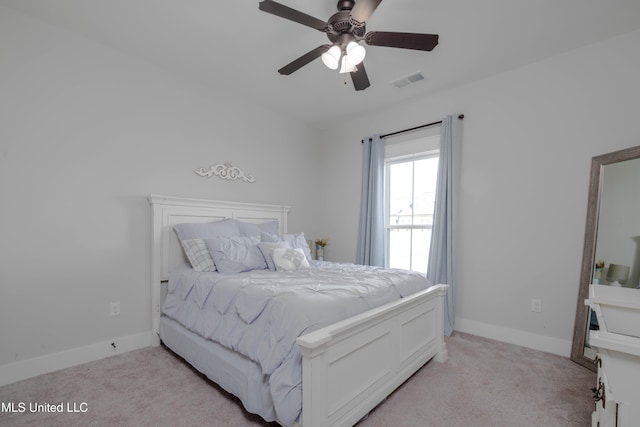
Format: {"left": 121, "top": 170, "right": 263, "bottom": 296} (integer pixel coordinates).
{"left": 194, "top": 162, "right": 256, "bottom": 183}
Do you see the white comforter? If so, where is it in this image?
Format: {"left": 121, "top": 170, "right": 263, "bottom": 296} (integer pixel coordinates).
{"left": 162, "top": 262, "right": 430, "bottom": 426}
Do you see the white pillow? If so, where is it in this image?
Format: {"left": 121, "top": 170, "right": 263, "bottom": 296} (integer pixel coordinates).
{"left": 261, "top": 232, "right": 313, "bottom": 262}
{"left": 272, "top": 247, "right": 310, "bottom": 271}
{"left": 180, "top": 239, "right": 216, "bottom": 272}
{"left": 257, "top": 241, "right": 291, "bottom": 271}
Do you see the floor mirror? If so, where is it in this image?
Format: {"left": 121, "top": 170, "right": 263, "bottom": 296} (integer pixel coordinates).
{"left": 571, "top": 144, "right": 640, "bottom": 371}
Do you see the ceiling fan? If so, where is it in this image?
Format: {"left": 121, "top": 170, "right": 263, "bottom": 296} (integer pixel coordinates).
{"left": 258, "top": 0, "right": 439, "bottom": 91}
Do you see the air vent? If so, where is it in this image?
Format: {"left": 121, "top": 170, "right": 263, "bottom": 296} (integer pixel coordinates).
{"left": 392, "top": 72, "right": 425, "bottom": 88}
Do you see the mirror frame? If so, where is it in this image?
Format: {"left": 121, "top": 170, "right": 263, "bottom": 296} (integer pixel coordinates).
{"left": 571, "top": 144, "right": 640, "bottom": 371}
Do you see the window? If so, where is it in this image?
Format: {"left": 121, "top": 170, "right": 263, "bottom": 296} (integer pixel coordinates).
{"left": 384, "top": 128, "right": 440, "bottom": 274}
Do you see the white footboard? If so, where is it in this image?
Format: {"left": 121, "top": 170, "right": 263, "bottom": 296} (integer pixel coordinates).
{"left": 296, "top": 284, "right": 448, "bottom": 427}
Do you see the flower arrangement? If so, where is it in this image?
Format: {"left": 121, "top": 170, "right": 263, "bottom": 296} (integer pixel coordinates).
{"left": 314, "top": 238, "right": 328, "bottom": 248}
{"left": 594, "top": 260, "right": 605, "bottom": 283}
{"left": 314, "top": 238, "right": 328, "bottom": 261}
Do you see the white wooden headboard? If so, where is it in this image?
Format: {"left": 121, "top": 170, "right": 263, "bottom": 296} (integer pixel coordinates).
{"left": 148, "top": 194, "right": 291, "bottom": 345}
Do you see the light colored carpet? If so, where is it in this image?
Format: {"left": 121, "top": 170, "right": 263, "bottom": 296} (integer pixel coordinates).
{"left": 0, "top": 332, "right": 595, "bottom": 426}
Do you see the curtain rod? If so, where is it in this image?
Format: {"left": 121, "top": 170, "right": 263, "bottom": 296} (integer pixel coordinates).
{"left": 378, "top": 114, "right": 464, "bottom": 140}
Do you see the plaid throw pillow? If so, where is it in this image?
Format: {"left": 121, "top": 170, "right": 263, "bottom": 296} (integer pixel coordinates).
{"left": 180, "top": 239, "right": 216, "bottom": 272}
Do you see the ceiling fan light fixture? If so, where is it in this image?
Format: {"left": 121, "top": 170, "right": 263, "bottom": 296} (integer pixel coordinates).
{"left": 321, "top": 45, "right": 341, "bottom": 70}
{"left": 258, "top": 0, "right": 439, "bottom": 91}
{"left": 339, "top": 56, "right": 356, "bottom": 74}
{"left": 345, "top": 41, "right": 366, "bottom": 66}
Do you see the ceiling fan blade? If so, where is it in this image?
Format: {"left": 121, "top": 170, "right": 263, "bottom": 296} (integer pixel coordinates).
{"left": 278, "top": 45, "right": 331, "bottom": 75}
{"left": 365, "top": 31, "right": 439, "bottom": 51}
{"left": 259, "top": 0, "right": 329, "bottom": 32}
{"left": 350, "top": 63, "right": 371, "bottom": 91}
{"left": 350, "top": 0, "right": 383, "bottom": 24}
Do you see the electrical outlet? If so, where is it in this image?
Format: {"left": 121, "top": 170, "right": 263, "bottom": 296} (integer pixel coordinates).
{"left": 531, "top": 298, "right": 542, "bottom": 313}
{"left": 110, "top": 302, "right": 121, "bottom": 316}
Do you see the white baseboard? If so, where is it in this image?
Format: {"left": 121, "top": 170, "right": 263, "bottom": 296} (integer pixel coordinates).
{"left": 0, "top": 332, "right": 151, "bottom": 387}
{"left": 454, "top": 317, "right": 572, "bottom": 357}
{"left": 0, "top": 322, "right": 572, "bottom": 387}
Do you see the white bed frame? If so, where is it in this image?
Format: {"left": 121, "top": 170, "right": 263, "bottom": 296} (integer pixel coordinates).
{"left": 149, "top": 194, "right": 448, "bottom": 427}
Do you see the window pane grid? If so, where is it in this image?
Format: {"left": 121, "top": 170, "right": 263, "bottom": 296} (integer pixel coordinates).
{"left": 385, "top": 152, "right": 438, "bottom": 274}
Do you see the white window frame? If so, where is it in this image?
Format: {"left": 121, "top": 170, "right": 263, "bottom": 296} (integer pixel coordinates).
{"left": 383, "top": 125, "right": 441, "bottom": 273}
{"left": 384, "top": 151, "right": 439, "bottom": 272}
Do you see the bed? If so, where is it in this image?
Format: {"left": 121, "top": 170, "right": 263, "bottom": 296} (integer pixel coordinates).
{"left": 149, "top": 194, "right": 448, "bottom": 427}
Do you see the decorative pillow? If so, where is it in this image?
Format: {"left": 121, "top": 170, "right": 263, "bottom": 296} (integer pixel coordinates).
{"left": 180, "top": 239, "right": 216, "bottom": 272}
{"left": 257, "top": 241, "right": 291, "bottom": 271}
{"left": 174, "top": 218, "right": 241, "bottom": 241}
{"left": 174, "top": 219, "right": 241, "bottom": 271}
{"left": 272, "top": 248, "right": 310, "bottom": 271}
{"left": 261, "top": 232, "right": 313, "bottom": 262}
{"left": 206, "top": 236, "right": 267, "bottom": 274}
{"left": 237, "top": 220, "right": 279, "bottom": 237}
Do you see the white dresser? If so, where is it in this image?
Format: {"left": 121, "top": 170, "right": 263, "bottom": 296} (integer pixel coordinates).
{"left": 586, "top": 285, "right": 640, "bottom": 427}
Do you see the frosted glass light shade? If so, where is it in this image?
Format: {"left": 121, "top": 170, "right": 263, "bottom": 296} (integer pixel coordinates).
{"left": 321, "top": 45, "right": 341, "bottom": 70}
{"left": 345, "top": 41, "right": 366, "bottom": 66}
{"left": 339, "top": 56, "right": 356, "bottom": 73}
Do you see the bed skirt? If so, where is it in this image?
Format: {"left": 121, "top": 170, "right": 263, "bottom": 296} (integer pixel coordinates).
{"left": 159, "top": 316, "right": 280, "bottom": 423}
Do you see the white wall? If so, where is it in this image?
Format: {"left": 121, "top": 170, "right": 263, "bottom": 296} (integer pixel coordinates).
{"left": 3, "top": 3, "right": 640, "bottom": 385}
{"left": 0, "top": 6, "right": 323, "bottom": 383}
{"left": 319, "top": 29, "right": 640, "bottom": 355}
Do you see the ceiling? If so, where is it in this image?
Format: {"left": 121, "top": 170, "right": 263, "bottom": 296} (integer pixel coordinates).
{"left": 3, "top": 0, "right": 640, "bottom": 129}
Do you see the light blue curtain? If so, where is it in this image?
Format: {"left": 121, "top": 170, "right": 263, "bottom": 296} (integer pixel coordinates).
{"left": 427, "top": 115, "right": 463, "bottom": 336}
{"left": 356, "top": 135, "right": 385, "bottom": 266}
